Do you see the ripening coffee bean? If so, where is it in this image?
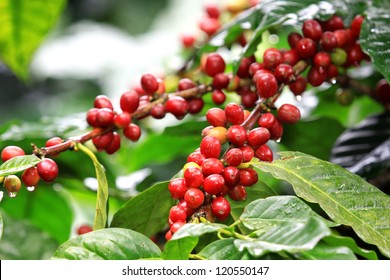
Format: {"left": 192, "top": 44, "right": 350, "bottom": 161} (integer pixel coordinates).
{"left": 203, "top": 53, "right": 226, "bottom": 77}
{"left": 141, "top": 73, "right": 159, "bottom": 94}
{"left": 295, "top": 38, "right": 317, "bottom": 58}
{"left": 184, "top": 167, "right": 204, "bottom": 189}
{"left": 224, "top": 148, "right": 243, "bottom": 166}
{"left": 165, "top": 96, "right": 189, "bottom": 120}
{"left": 22, "top": 166, "right": 41, "bottom": 187}
{"left": 168, "top": 178, "right": 188, "bottom": 199}
{"left": 184, "top": 188, "right": 205, "bottom": 209}
{"left": 178, "top": 78, "right": 196, "bottom": 91}
{"left": 123, "top": 123, "right": 141, "bottom": 142}
{"left": 94, "top": 95, "right": 113, "bottom": 110}
{"left": 201, "top": 158, "right": 224, "bottom": 176}
{"left": 255, "top": 144, "right": 273, "bottom": 162}
{"left": 255, "top": 72, "right": 278, "bottom": 99}
{"left": 120, "top": 90, "right": 140, "bottom": 113}
{"left": 169, "top": 206, "right": 187, "bottom": 223}
{"left": 277, "top": 104, "right": 301, "bottom": 124}
{"left": 4, "top": 175, "right": 22, "bottom": 193}
{"left": 105, "top": 132, "right": 121, "bottom": 154}
{"left": 222, "top": 166, "right": 240, "bottom": 188}
{"left": 263, "top": 48, "right": 282, "bottom": 70}
{"left": 93, "top": 132, "right": 114, "bottom": 150}
{"left": 203, "top": 174, "right": 225, "bottom": 195}
{"left": 96, "top": 108, "right": 115, "bottom": 127}
{"left": 225, "top": 103, "right": 244, "bottom": 125}
{"left": 239, "top": 168, "right": 258, "bottom": 186}
{"left": 227, "top": 125, "right": 247, "bottom": 147}
{"left": 77, "top": 224, "right": 93, "bottom": 235}
{"left": 211, "top": 197, "right": 231, "bottom": 220}
{"left": 228, "top": 185, "right": 247, "bottom": 201}
{"left": 1, "top": 146, "right": 25, "bottom": 162}
{"left": 247, "top": 127, "right": 271, "bottom": 148}
{"left": 258, "top": 113, "right": 276, "bottom": 129}
{"left": 200, "top": 136, "right": 221, "bottom": 158}
{"left": 302, "top": 19, "right": 323, "bottom": 41}
{"left": 37, "top": 158, "right": 59, "bottom": 183}
{"left": 288, "top": 75, "right": 307, "bottom": 96}
{"left": 114, "top": 112, "right": 132, "bottom": 128}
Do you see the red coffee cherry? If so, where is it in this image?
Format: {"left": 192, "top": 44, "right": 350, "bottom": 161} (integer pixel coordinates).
{"left": 225, "top": 103, "right": 244, "bottom": 125}
{"left": 123, "top": 123, "right": 142, "bottom": 142}
{"left": 4, "top": 175, "right": 22, "bottom": 194}
{"left": 177, "top": 199, "right": 196, "bottom": 217}
{"left": 94, "top": 95, "right": 113, "bottom": 110}
{"left": 206, "top": 108, "right": 227, "bottom": 127}
{"left": 211, "top": 197, "right": 231, "bottom": 220}
{"left": 274, "top": 64, "right": 294, "bottom": 83}
{"left": 263, "top": 48, "right": 282, "bottom": 70}
{"left": 268, "top": 118, "right": 284, "bottom": 140}
{"left": 170, "top": 221, "right": 186, "bottom": 234}
{"left": 37, "top": 158, "right": 59, "bottom": 183}
{"left": 169, "top": 206, "right": 187, "bottom": 223}
{"left": 96, "top": 108, "right": 115, "bottom": 127}
{"left": 320, "top": 31, "right": 337, "bottom": 51}
{"left": 105, "top": 132, "right": 121, "bottom": 155}
{"left": 258, "top": 113, "right": 276, "bottom": 129}
{"left": 211, "top": 89, "right": 227, "bottom": 105}
{"left": 86, "top": 108, "right": 99, "bottom": 127}
{"left": 302, "top": 19, "right": 323, "bottom": 41}
{"left": 141, "top": 73, "right": 159, "bottom": 94}
{"left": 184, "top": 167, "right": 204, "bottom": 188}
{"left": 206, "top": 126, "right": 228, "bottom": 144}
{"left": 224, "top": 148, "right": 243, "bottom": 167}
{"left": 184, "top": 188, "right": 205, "bottom": 209}
{"left": 188, "top": 98, "right": 205, "bottom": 114}
{"left": 120, "top": 90, "right": 140, "bottom": 113}
{"left": 199, "top": 17, "right": 221, "bottom": 37}
{"left": 228, "top": 185, "right": 247, "bottom": 201}
{"left": 212, "top": 73, "right": 230, "bottom": 89}
{"left": 247, "top": 127, "right": 271, "bottom": 148}
{"left": 327, "top": 64, "right": 339, "bottom": 79}
{"left": 282, "top": 49, "right": 300, "bottom": 66}
{"left": 288, "top": 75, "right": 307, "bottom": 96}
{"left": 236, "top": 57, "right": 254, "bottom": 78}
{"left": 204, "top": 53, "right": 226, "bottom": 77}
{"left": 200, "top": 136, "right": 221, "bottom": 158}
{"left": 205, "top": 3, "right": 220, "bottom": 19}
{"left": 322, "top": 15, "right": 345, "bottom": 31}
{"left": 255, "top": 144, "right": 273, "bottom": 162}
{"left": 241, "top": 91, "right": 259, "bottom": 109}
{"left": 313, "top": 51, "right": 331, "bottom": 68}
{"left": 93, "top": 132, "right": 113, "bottom": 150}
{"left": 373, "top": 79, "right": 390, "bottom": 104}
{"left": 222, "top": 166, "right": 241, "bottom": 188}
{"left": 177, "top": 78, "right": 196, "bottom": 91}
{"left": 203, "top": 174, "right": 225, "bottom": 195}
{"left": 277, "top": 104, "right": 301, "bottom": 124}
{"left": 114, "top": 112, "right": 132, "bottom": 129}
{"left": 334, "top": 29, "right": 350, "bottom": 48}
{"left": 239, "top": 145, "right": 255, "bottom": 162}
{"left": 308, "top": 66, "right": 327, "bottom": 87}
{"left": 187, "top": 151, "right": 206, "bottom": 166}
{"left": 288, "top": 32, "right": 303, "bottom": 48}
{"left": 168, "top": 178, "right": 188, "bottom": 199}
{"left": 165, "top": 230, "right": 172, "bottom": 241}
{"left": 201, "top": 158, "right": 224, "bottom": 176}
{"left": 1, "top": 146, "right": 25, "bottom": 162}
{"left": 295, "top": 38, "right": 317, "bottom": 58}
{"left": 77, "top": 224, "right": 93, "bottom": 235}
{"left": 165, "top": 96, "right": 189, "bottom": 120}
{"left": 239, "top": 168, "right": 258, "bottom": 186}
{"left": 249, "top": 62, "right": 266, "bottom": 76}
{"left": 346, "top": 43, "right": 363, "bottom": 66}
{"left": 255, "top": 72, "right": 278, "bottom": 98}
{"left": 181, "top": 33, "right": 196, "bottom": 48}
{"left": 22, "top": 166, "right": 41, "bottom": 187}
{"left": 151, "top": 104, "right": 166, "bottom": 119}
{"left": 350, "top": 15, "right": 364, "bottom": 39}
{"left": 227, "top": 125, "right": 247, "bottom": 147}
{"left": 45, "top": 137, "right": 63, "bottom": 148}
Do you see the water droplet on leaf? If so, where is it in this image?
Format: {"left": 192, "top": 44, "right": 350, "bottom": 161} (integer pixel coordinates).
{"left": 8, "top": 191, "right": 17, "bottom": 198}
{"left": 27, "top": 186, "right": 36, "bottom": 192}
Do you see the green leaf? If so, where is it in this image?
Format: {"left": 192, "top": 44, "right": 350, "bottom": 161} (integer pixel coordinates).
{"left": 0, "top": 155, "right": 41, "bottom": 177}
{"left": 240, "top": 196, "right": 337, "bottom": 230}
{"left": 282, "top": 117, "right": 345, "bottom": 160}
{"left": 77, "top": 143, "right": 108, "bottom": 231}
{"left": 360, "top": 1, "right": 390, "bottom": 82}
{"left": 53, "top": 228, "right": 161, "bottom": 260}
{"left": 110, "top": 181, "right": 175, "bottom": 237}
{"left": 0, "top": 212, "right": 3, "bottom": 241}
{"left": 0, "top": 211, "right": 58, "bottom": 260}
{"left": 295, "top": 241, "right": 357, "bottom": 260}
{"left": 198, "top": 238, "right": 253, "bottom": 260}
{"left": 0, "top": 0, "right": 66, "bottom": 80}
{"left": 254, "top": 151, "right": 390, "bottom": 258}
{"left": 322, "top": 234, "right": 378, "bottom": 260}
{"left": 229, "top": 180, "right": 278, "bottom": 230}
{"left": 162, "top": 236, "right": 198, "bottom": 260}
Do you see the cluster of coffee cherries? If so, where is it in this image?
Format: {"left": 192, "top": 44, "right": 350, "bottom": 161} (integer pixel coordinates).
{"left": 165, "top": 101, "right": 301, "bottom": 240}
{"left": 0, "top": 139, "right": 61, "bottom": 197}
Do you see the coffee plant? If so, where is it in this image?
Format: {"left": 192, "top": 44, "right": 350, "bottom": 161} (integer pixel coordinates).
{"left": 0, "top": 0, "right": 389, "bottom": 260}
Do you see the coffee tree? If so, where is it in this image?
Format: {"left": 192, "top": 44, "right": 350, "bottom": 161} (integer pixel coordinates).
{"left": 0, "top": 0, "right": 389, "bottom": 260}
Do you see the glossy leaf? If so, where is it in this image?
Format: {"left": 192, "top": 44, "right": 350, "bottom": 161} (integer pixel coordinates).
{"left": 254, "top": 151, "right": 390, "bottom": 258}
{"left": 360, "top": 0, "right": 390, "bottom": 82}
{"left": 0, "top": 155, "right": 41, "bottom": 177}
{"left": 295, "top": 241, "right": 357, "bottom": 260}
{"left": 0, "top": 211, "right": 58, "bottom": 260}
{"left": 323, "top": 235, "right": 378, "bottom": 260}
{"left": 171, "top": 223, "right": 229, "bottom": 240}
{"left": 240, "top": 196, "right": 337, "bottom": 230}
{"left": 162, "top": 236, "right": 198, "bottom": 260}
{"left": 77, "top": 143, "right": 108, "bottom": 231}
{"left": 198, "top": 238, "right": 252, "bottom": 260}
{"left": 53, "top": 228, "right": 161, "bottom": 260}
{"left": 110, "top": 181, "right": 175, "bottom": 237}
{"left": 0, "top": 0, "right": 66, "bottom": 80}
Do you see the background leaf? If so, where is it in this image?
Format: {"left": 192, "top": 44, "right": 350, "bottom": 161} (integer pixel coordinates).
{"left": 110, "top": 181, "right": 175, "bottom": 237}
{"left": 162, "top": 236, "right": 198, "bottom": 260}
{"left": 0, "top": 211, "right": 59, "bottom": 260}
{"left": 0, "top": 0, "right": 66, "bottom": 80}
{"left": 0, "top": 155, "right": 41, "bottom": 177}
{"left": 53, "top": 228, "right": 161, "bottom": 260}
{"left": 360, "top": 0, "right": 390, "bottom": 82}
{"left": 254, "top": 151, "right": 390, "bottom": 258}
{"left": 294, "top": 241, "right": 357, "bottom": 260}
{"left": 198, "top": 238, "right": 253, "bottom": 260}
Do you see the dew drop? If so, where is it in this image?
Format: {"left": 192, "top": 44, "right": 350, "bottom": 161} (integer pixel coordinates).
{"left": 27, "top": 186, "right": 36, "bottom": 192}
{"left": 0, "top": 191, "right": 3, "bottom": 202}
{"left": 295, "top": 95, "right": 302, "bottom": 102}
{"left": 276, "top": 137, "right": 282, "bottom": 143}
{"left": 8, "top": 191, "right": 17, "bottom": 198}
